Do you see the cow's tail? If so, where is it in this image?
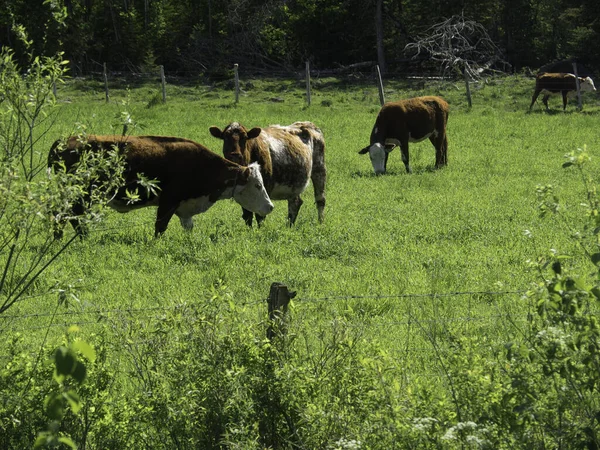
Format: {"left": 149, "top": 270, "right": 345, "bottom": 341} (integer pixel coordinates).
{"left": 306, "top": 124, "right": 326, "bottom": 223}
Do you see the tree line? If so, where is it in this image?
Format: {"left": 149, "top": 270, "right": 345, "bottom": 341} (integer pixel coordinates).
{"left": 1, "top": 0, "right": 599, "bottom": 77}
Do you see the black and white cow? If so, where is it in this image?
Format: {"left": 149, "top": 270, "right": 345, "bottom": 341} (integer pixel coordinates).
{"left": 210, "top": 121, "right": 326, "bottom": 226}
{"left": 48, "top": 135, "right": 273, "bottom": 237}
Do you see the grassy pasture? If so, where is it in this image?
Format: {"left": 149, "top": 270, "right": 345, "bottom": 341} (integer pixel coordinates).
{"left": 4, "top": 73, "right": 600, "bottom": 447}
{"left": 33, "top": 75, "right": 600, "bottom": 306}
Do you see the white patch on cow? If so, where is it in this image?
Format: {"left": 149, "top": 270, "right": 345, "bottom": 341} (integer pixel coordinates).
{"left": 179, "top": 216, "right": 194, "bottom": 230}
{"left": 270, "top": 183, "right": 308, "bottom": 200}
{"left": 233, "top": 163, "right": 274, "bottom": 216}
{"left": 265, "top": 133, "right": 313, "bottom": 198}
{"left": 384, "top": 138, "right": 400, "bottom": 149}
{"left": 368, "top": 143, "right": 386, "bottom": 175}
{"left": 266, "top": 134, "right": 286, "bottom": 157}
{"left": 176, "top": 196, "right": 214, "bottom": 222}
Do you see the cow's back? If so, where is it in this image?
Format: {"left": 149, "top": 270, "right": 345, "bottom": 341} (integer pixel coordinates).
{"left": 535, "top": 72, "right": 577, "bottom": 93}
{"left": 378, "top": 96, "right": 448, "bottom": 139}
{"left": 257, "top": 126, "right": 314, "bottom": 200}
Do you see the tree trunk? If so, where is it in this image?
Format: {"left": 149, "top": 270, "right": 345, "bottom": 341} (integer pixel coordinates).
{"left": 375, "top": 0, "right": 386, "bottom": 75}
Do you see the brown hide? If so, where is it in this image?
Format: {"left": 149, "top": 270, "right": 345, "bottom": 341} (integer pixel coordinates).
{"left": 49, "top": 135, "right": 249, "bottom": 236}
{"left": 529, "top": 72, "right": 595, "bottom": 111}
{"left": 360, "top": 96, "right": 449, "bottom": 173}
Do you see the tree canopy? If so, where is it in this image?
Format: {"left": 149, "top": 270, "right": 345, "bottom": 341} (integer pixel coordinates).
{"left": 1, "top": 0, "right": 599, "bottom": 77}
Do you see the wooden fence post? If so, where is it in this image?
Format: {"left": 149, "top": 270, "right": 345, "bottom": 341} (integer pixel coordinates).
{"left": 305, "top": 61, "right": 311, "bottom": 106}
{"left": 266, "top": 282, "right": 296, "bottom": 341}
{"left": 572, "top": 62, "right": 582, "bottom": 111}
{"left": 160, "top": 65, "right": 166, "bottom": 103}
{"left": 463, "top": 67, "right": 472, "bottom": 108}
{"left": 103, "top": 63, "right": 109, "bottom": 103}
{"left": 234, "top": 63, "right": 240, "bottom": 104}
{"left": 376, "top": 65, "right": 385, "bottom": 106}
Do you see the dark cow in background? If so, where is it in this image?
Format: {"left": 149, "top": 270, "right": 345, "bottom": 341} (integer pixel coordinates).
{"left": 529, "top": 72, "right": 596, "bottom": 111}
{"left": 210, "top": 121, "right": 326, "bottom": 227}
{"left": 48, "top": 135, "right": 273, "bottom": 237}
{"left": 359, "top": 96, "right": 449, "bottom": 175}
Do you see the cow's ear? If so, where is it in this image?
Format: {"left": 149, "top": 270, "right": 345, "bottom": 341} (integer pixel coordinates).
{"left": 358, "top": 146, "right": 370, "bottom": 155}
{"left": 247, "top": 127, "right": 262, "bottom": 139}
{"left": 239, "top": 167, "right": 250, "bottom": 183}
{"left": 209, "top": 126, "right": 223, "bottom": 139}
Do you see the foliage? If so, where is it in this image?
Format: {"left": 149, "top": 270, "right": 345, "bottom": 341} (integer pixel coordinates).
{"left": 34, "top": 327, "right": 96, "bottom": 449}
{"left": 0, "top": 41, "right": 128, "bottom": 314}
{"left": 2, "top": 0, "right": 600, "bottom": 75}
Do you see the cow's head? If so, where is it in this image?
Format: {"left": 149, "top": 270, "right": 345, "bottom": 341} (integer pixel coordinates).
{"left": 581, "top": 76, "right": 597, "bottom": 92}
{"left": 232, "top": 162, "right": 274, "bottom": 216}
{"left": 359, "top": 143, "right": 390, "bottom": 175}
{"left": 209, "top": 122, "right": 262, "bottom": 165}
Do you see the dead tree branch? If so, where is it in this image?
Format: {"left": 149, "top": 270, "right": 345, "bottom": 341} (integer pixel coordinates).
{"left": 404, "top": 14, "right": 510, "bottom": 79}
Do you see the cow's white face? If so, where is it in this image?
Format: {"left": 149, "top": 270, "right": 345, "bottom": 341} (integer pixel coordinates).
{"left": 581, "top": 77, "right": 597, "bottom": 92}
{"left": 233, "top": 163, "right": 274, "bottom": 216}
{"left": 362, "top": 143, "right": 387, "bottom": 175}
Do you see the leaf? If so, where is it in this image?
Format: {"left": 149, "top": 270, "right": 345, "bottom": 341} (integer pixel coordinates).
{"left": 71, "top": 340, "right": 96, "bottom": 362}
{"left": 592, "top": 253, "right": 600, "bottom": 266}
{"left": 45, "top": 392, "right": 65, "bottom": 420}
{"left": 71, "top": 361, "right": 87, "bottom": 383}
{"left": 63, "top": 390, "right": 82, "bottom": 413}
{"left": 54, "top": 347, "right": 76, "bottom": 377}
{"left": 33, "top": 432, "right": 52, "bottom": 449}
{"left": 562, "top": 162, "right": 574, "bottom": 168}
{"left": 58, "top": 436, "right": 78, "bottom": 449}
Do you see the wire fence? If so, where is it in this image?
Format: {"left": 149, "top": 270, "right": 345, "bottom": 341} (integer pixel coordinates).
{"left": 0, "top": 286, "right": 533, "bottom": 388}
{"left": 0, "top": 287, "right": 529, "bottom": 333}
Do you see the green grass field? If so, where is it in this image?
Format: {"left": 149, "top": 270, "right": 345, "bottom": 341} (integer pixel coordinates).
{"left": 4, "top": 74, "right": 600, "bottom": 448}
{"left": 35, "top": 75, "right": 600, "bottom": 306}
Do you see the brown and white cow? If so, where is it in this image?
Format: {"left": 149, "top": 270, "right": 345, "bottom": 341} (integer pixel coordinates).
{"left": 209, "top": 121, "right": 326, "bottom": 227}
{"left": 359, "top": 96, "right": 449, "bottom": 175}
{"left": 529, "top": 72, "right": 596, "bottom": 111}
{"left": 48, "top": 135, "right": 273, "bottom": 237}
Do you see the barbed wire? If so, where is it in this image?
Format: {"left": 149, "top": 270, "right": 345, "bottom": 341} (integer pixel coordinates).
{"left": 0, "top": 288, "right": 527, "bottom": 322}
{"left": 296, "top": 289, "right": 527, "bottom": 303}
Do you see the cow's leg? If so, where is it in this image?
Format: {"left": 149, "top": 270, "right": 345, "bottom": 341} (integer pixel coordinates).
{"left": 542, "top": 94, "right": 551, "bottom": 111}
{"left": 310, "top": 149, "right": 327, "bottom": 223}
{"left": 561, "top": 91, "right": 568, "bottom": 111}
{"left": 529, "top": 89, "right": 541, "bottom": 110}
{"left": 430, "top": 133, "right": 448, "bottom": 168}
{"left": 400, "top": 139, "right": 411, "bottom": 174}
{"left": 311, "top": 163, "right": 327, "bottom": 224}
{"left": 155, "top": 197, "right": 177, "bottom": 237}
{"left": 255, "top": 213, "right": 265, "bottom": 227}
{"left": 432, "top": 112, "right": 448, "bottom": 168}
{"left": 241, "top": 208, "right": 254, "bottom": 227}
{"left": 68, "top": 201, "right": 88, "bottom": 238}
{"left": 287, "top": 196, "right": 303, "bottom": 226}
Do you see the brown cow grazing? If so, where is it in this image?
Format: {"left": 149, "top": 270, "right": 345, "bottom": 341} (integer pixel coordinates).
{"left": 48, "top": 135, "right": 273, "bottom": 237}
{"left": 529, "top": 72, "right": 596, "bottom": 111}
{"left": 209, "top": 121, "right": 326, "bottom": 227}
{"left": 359, "top": 96, "right": 449, "bottom": 175}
